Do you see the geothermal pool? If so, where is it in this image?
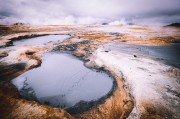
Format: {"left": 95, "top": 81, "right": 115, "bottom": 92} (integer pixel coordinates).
{"left": 13, "top": 34, "right": 70, "bottom": 46}
{"left": 12, "top": 52, "right": 114, "bottom": 110}
{"left": 106, "top": 43, "right": 180, "bottom": 68}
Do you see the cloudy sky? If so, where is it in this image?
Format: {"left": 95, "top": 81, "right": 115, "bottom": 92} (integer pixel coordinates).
{"left": 0, "top": 0, "right": 180, "bottom": 25}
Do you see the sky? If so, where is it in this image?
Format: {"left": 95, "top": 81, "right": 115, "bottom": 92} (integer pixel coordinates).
{"left": 0, "top": 0, "right": 180, "bottom": 25}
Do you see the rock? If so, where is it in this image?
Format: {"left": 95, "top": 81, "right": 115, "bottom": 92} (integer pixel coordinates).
{"left": 0, "top": 52, "right": 8, "bottom": 58}
{"left": 73, "top": 50, "right": 85, "bottom": 57}
{"left": 13, "top": 23, "right": 25, "bottom": 26}
{"left": 102, "top": 23, "right": 108, "bottom": 25}
{"left": 25, "top": 51, "right": 35, "bottom": 55}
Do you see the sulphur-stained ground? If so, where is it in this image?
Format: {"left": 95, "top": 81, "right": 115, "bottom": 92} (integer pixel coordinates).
{"left": 0, "top": 24, "right": 180, "bottom": 119}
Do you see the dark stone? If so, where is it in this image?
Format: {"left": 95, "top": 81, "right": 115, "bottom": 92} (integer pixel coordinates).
{"left": 0, "top": 52, "right": 8, "bottom": 58}
{"left": 102, "top": 23, "right": 108, "bottom": 25}
{"left": 25, "top": 52, "right": 35, "bottom": 55}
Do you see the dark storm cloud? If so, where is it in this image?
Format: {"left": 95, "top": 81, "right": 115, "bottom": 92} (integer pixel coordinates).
{"left": 0, "top": 0, "right": 180, "bottom": 25}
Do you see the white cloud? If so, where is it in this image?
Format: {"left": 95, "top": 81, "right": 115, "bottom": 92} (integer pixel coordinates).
{"left": 0, "top": 0, "right": 180, "bottom": 25}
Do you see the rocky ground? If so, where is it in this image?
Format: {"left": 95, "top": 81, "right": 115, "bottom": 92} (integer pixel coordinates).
{"left": 0, "top": 24, "right": 180, "bottom": 119}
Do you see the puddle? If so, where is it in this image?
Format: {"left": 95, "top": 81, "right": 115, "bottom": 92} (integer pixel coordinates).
{"left": 106, "top": 43, "right": 180, "bottom": 68}
{"left": 13, "top": 34, "right": 70, "bottom": 46}
{"left": 12, "top": 52, "right": 114, "bottom": 111}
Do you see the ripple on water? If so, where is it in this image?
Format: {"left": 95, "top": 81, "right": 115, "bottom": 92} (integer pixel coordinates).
{"left": 12, "top": 53, "right": 113, "bottom": 109}
{"left": 106, "top": 43, "right": 180, "bottom": 68}
{"left": 13, "top": 34, "right": 70, "bottom": 46}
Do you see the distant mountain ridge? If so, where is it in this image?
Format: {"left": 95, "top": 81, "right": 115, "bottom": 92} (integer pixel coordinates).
{"left": 165, "top": 23, "right": 180, "bottom": 27}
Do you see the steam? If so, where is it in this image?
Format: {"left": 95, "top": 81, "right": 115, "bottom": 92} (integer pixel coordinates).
{"left": 0, "top": 0, "right": 180, "bottom": 25}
